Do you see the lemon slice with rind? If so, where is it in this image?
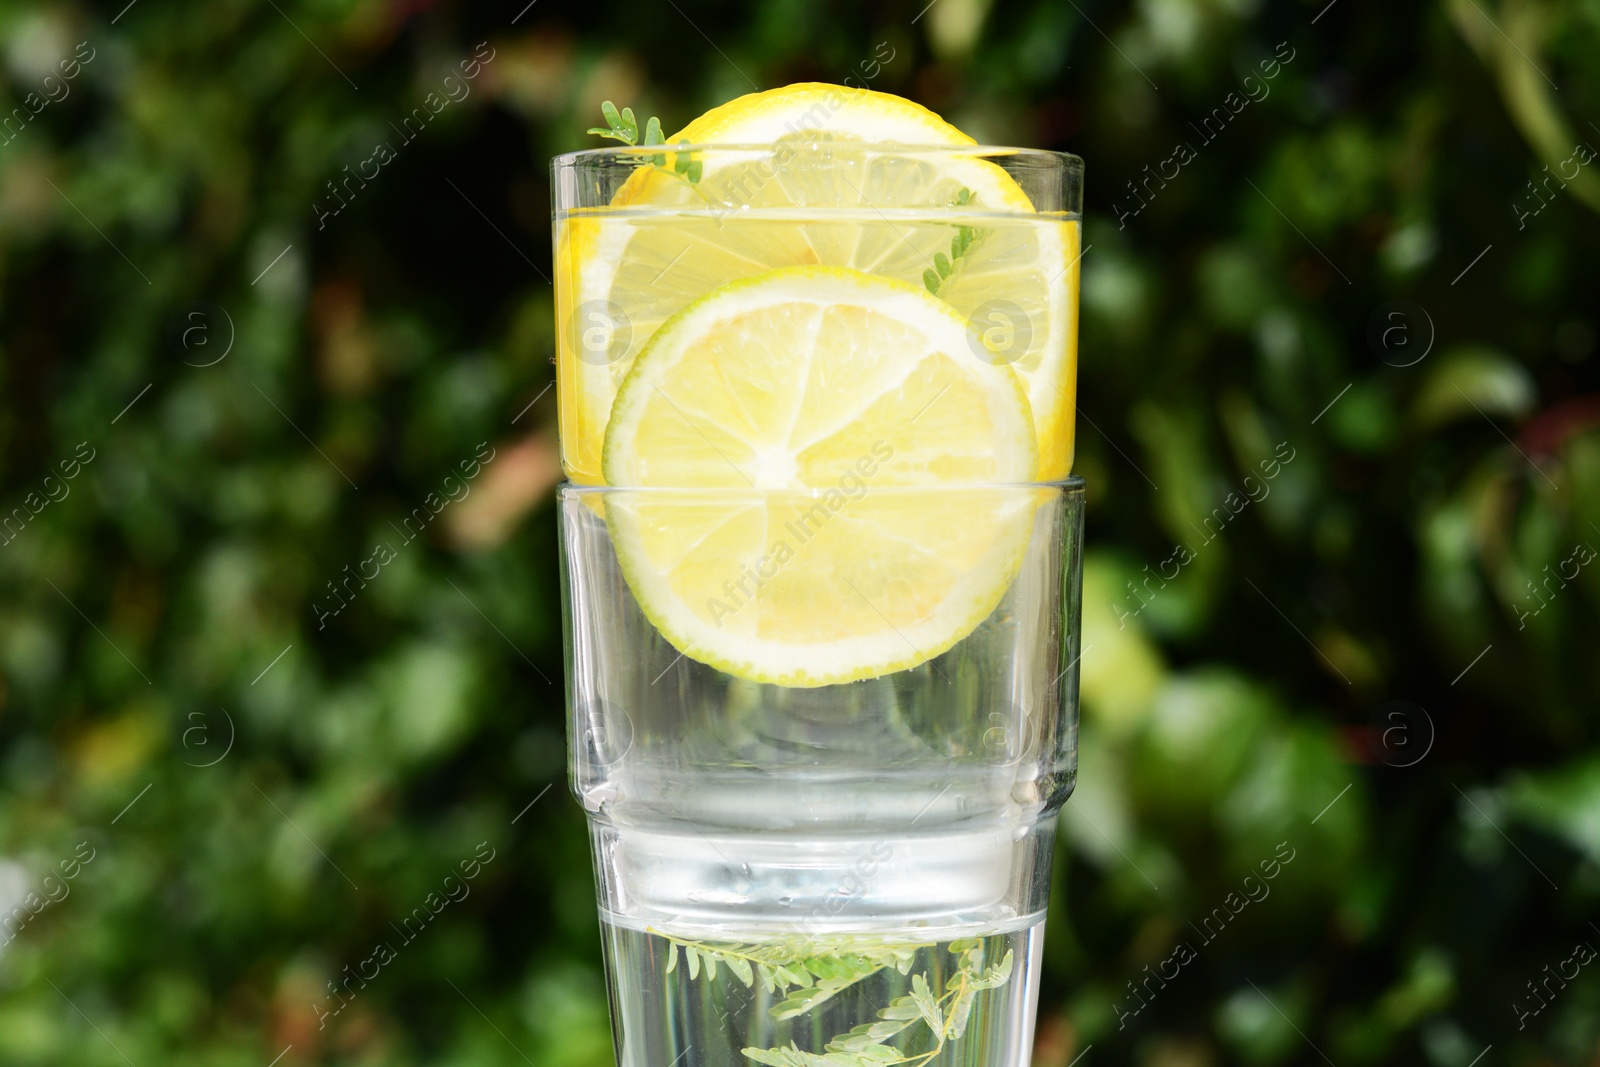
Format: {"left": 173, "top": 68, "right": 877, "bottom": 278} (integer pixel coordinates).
{"left": 600, "top": 265, "right": 1040, "bottom": 687}
{"left": 670, "top": 82, "right": 974, "bottom": 145}
{"left": 556, "top": 84, "right": 1079, "bottom": 483}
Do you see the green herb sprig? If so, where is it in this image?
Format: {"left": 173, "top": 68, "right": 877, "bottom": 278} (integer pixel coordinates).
{"left": 588, "top": 100, "right": 701, "bottom": 182}
{"left": 923, "top": 188, "right": 983, "bottom": 296}
{"left": 660, "top": 932, "right": 1015, "bottom": 1067}
{"left": 665, "top": 935, "right": 916, "bottom": 1019}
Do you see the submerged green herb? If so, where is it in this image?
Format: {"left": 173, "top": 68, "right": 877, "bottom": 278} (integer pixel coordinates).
{"left": 659, "top": 933, "right": 1015, "bottom": 1067}
{"left": 924, "top": 187, "right": 985, "bottom": 296}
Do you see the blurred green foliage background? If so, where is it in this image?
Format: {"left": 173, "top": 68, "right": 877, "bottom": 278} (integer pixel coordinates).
{"left": 1, "top": 0, "right": 1599, "bottom": 1064}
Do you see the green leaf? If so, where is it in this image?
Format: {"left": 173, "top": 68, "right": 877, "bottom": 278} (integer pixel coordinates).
{"left": 805, "top": 956, "right": 851, "bottom": 981}
{"left": 823, "top": 1046, "right": 906, "bottom": 1067}
{"left": 743, "top": 1044, "right": 808, "bottom": 1067}
{"left": 666, "top": 944, "right": 678, "bottom": 973}
{"left": 934, "top": 252, "right": 952, "bottom": 278}
{"left": 969, "top": 950, "right": 1014, "bottom": 989}
{"left": 1509, "top": 757, "right": 1600, "bottom": 867}
{"left": 826, "top": 1031, "right": 883, "bottom": 1054}
{"left": 728, "top": 955, "right": 755, "bottom": 986}
{"left": 772, "top": 982, "right": 849, "bottom": 1021}
{"left": 828, "top": 1015, "right": 918, "bottom": 1053}
{"left": 881, "top": 995, "right": 922, "bottom": 1021}
{"left": 589, "top": 101, "right": 680, "bottom": 149}
{"left": 923, "top": 269, "right": 941, "bottom": 293}
{"left": 1410, "top": 345, "right": 1536, "bottom": 431}
{"left": 910, "top": 974, "right": 943, "bottom": 1032}
{"left": 778, "top": 963, "right": 813, "bottom": 987}
{"left": 686, "top": 946, "right": 700, "bottom": 980}
{"left": 742, "top": 1043, "right": 851, "bottom": 1067}
{"left": 771, "top": 993, "right": 820, "bottom": 1021}
{"left": 944, "top": 986, "right": 975, "bottom": 1040}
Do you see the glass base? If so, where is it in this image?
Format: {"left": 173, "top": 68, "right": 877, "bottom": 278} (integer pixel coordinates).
{"left": 600, "top": 914, "right": 1047, "bottom": 1067}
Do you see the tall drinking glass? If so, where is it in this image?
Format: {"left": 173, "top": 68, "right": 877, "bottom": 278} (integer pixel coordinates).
{"left": 553, "top": 141, "right": 1084, "bottom": 1067}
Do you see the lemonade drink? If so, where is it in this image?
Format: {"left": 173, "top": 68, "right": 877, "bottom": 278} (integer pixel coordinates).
{"left": 554, "top": 85, "right": 1084, "bottom": 1067}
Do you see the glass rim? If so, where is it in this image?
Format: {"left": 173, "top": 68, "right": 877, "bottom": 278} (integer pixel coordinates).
{"left": 559, "top": 476, "right": 1086, "bottom": 496}
{"left": 552, "top": 144, "right": 1084, "bottom": 169}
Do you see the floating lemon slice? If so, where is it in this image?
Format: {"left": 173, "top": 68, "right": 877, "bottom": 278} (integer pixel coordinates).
{"left": 556, "top": 84, "right": 1079, "bottom": 483}
{"left": 601, "top": 266, "right": 1040, "bottom": 686}
{"left": 671, "top": 82, "right": 974, "bottom": 148}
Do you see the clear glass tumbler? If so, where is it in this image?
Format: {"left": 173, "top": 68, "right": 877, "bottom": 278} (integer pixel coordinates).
{"left": 560, "top": 481, "right": 1084, "bottom": 1067}
{"left": 552, "top": 134, "right": 1084, "bottom": 1067}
